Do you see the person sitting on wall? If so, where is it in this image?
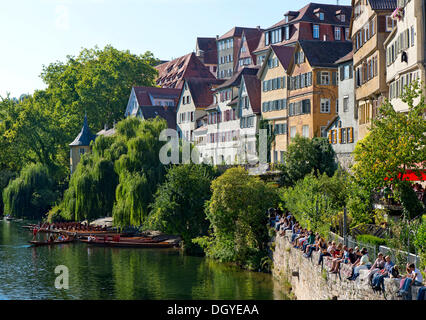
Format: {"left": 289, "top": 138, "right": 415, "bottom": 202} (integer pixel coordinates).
{"left": 318, "top": 241, "right": 332, "bottom": 265}
{"left": 371, "top": 255, "right": 395, "bottom": 292}
{"left": 330, "top": 244, "right": 347, "bottom": 273}
{"left": 398, "top": 263, "right": 424, "bottom": 300}
{"left": 301, "top": 231, "right": 316, "bottom": 253}
{"left": 304, "top": 236, "right": 324, "bottom": 258}
{"left": 348, "top": 248, "right": 370, "bottom": 281}
{"left": 367, "top": 252, "right": 386, "bottom": 284}
{"left": 293, "top": 229, "right": 307, "bottom": 249}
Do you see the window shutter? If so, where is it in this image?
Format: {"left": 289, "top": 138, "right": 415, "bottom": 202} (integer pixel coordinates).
{"left": 340, "top": 66, "right": 344, "bottom": 81}
{"left": 349, "top": 65, "right": 353, "bottom": 79}
{"left": 317, "top": 72, "right": 321, "bottom": 85}
{"left": 339, "top": 128, "right": 342, "bottom": 144}
{"left": 328, "top": 131, "right": 332, "bottom": 144}
{"left": 349, "top": 127, "right": 354, "bottom": 143}
{"left": 332, "top": 71, "right": 337, "bottom": 85}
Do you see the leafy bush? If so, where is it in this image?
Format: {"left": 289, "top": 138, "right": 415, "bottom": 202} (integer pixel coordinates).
{"left": 194, "top": 167, "right": 279, "bottom": 270}
{"left": 147, "top": 164, "right": 218, "bottom": 253}
{"left": 278, "top": 135, "right": 337, "bottom": 187}
{"left": 356, "top": 234, "right": 387, "bottom": 247}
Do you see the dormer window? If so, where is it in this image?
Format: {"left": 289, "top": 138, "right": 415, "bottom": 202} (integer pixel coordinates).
{"left": 314, "top": 9, "right": 324, "bottom": 21}
{"left": 341, "top": 15, "right": 346, "bottom": 22}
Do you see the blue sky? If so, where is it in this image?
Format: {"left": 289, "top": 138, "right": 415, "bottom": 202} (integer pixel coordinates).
{"left": 0, "top": 0, "right": 351, "bottom": 98}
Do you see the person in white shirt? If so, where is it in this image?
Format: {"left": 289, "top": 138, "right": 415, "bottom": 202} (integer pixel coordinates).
{"left": 399, "top": 263, "right": 424, "bottom": 300}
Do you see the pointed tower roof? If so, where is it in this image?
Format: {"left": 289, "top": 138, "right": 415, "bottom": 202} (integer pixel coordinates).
{"left": 69, "top": 114, "right": 97, "bottom": 147}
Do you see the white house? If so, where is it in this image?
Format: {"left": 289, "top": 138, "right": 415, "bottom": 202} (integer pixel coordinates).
{"left": 201, "top": 67, "right": 260, "bottom": 165}
{"left": 385, "top": 0, "right": 426, "bottom": 113}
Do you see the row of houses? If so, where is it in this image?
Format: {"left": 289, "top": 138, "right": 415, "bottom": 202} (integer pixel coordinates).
{"left": 69, "top": 1, "right": 426, "bottom": 173}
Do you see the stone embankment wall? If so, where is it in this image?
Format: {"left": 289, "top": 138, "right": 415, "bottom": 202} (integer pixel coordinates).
{"left": 272, "top": 232, "right": 422, "bottom": 300}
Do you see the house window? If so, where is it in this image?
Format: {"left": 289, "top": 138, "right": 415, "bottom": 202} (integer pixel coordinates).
{"left": 319, "top": 12, "right": 324, "bottom": 21}
{"left": 79, "top": 148, "right": 85, "bottom": 155}
{"left": 343, "top": 96, "right": 349, "bottom": 112}
{"left": 320, "top": 99, "right": 330, "bottom": 113}
{"left": 386, "top": 16, "right": 396, "bottom": 32}
{"left": 302, "top": 125, "right": 309, "bottom": 138}
{"left": 274, "top": 151, "right": 278, "bottom": 163}
{"left": 285, "top": 26, "right": 290, "bottom": 40}
{"left": 344, "top": 65, "right": 350, "bottom": 79}
{"left": 345, "top": 28, "right": 350, "bottom": 40}
{"left": 341, "top": 14, "right": 346, "bottom": 22}
{"left": 411, "top": 26, "right": 415, "bottom": 47}
{"left": 313, "top": 25, "right": 320, "bottom": 39}
{"left": 290, "top": 126, "right": 297, "bottom": 138}
{"left": 335, "top": 27, "right": 341, "bottom": 40}
{"left": 341, "top": 128, "right": 347, "bottom": 144}
{"left": 321, "top": 72, "right": 330, "bottom": 85}
{"left": 321, "top": 126, "right": 327, "bottom": 137}
{"left": 280, "top": 151, "right": 285, "bottom": 164}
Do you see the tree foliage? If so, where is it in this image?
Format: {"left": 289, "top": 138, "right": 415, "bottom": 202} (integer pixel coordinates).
{"left": 353, "top": 82, "right": 425, "bottom": 218}
{"left": 3, "top": 163, "right": 57, "bottom": 219}
{"left": 54, "top": 117, "right": 168, "bottom": 225}
{"left": 194, "top": 167, "right": 279, "bottom": 270}
{"left": 278, "top": 135, "right": 337, "bottom": 187}
{"left": 147, "top": 164, "right": 218, "bottom": 252}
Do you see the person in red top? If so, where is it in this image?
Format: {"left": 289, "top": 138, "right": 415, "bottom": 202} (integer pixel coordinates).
{"left": 32, "top": 227, "right": 38, "bottom": 241}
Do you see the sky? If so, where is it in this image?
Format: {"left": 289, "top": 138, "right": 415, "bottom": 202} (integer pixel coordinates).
{"left": 0, "top": 0, "right": 351, "bottom": 98}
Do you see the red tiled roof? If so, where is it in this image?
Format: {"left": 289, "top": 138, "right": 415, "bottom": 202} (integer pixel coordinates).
{"left": 218, "top": 26, "right": 262, "bottom": 40}
{"left": 196, "top": 37, "right": 218, "bottom": 65}
{"left": 215, "top": 66, "right": 260, "bottom": 91}
{"left": 242, "top": 74, "right": 261, "bottom": 114}
{"left": 185, "top": 77, "right": 225, "bottom": 109}
{"left": 271, "top": 45, "right": 296, "bottom": 70}
{"left": 254, "top": 3, "right": 352, "bottom": 54}
{"left": 155, "top": 53, "right": 214, "bottom": 89}
{"left": 133, "top": 86, "right": 181, "bottom": 106}
{"left": 140, "top": 106, "right": 177, "bottom": 130}
{"left": 335, "top": 50, "right": 353, "bottom": 64}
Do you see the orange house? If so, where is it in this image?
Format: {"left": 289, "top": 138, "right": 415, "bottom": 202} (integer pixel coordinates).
{"left": 287, "top": 41, "right": 352, "bottom": 145}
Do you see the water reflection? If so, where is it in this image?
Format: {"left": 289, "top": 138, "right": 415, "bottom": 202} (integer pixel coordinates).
{"left": 0, "top": 220, "right": 286, "bottom": 300}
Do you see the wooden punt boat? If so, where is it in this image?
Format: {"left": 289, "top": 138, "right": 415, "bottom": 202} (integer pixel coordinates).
{"left": 28, "top": 238, "right": 76, "bottom": 247}
{"left": 80, "top": 239, "right": 175, "bottom": 248}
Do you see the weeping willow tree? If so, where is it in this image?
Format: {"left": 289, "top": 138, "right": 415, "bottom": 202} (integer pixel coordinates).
{"left": 3, "top": 163, "right": 57, "bottom": 219}
{"left": 51, "top": 117, "right": 168, "bottom": 226}
{"left": 112, "top": 118, "right": 168, "bottom": 227}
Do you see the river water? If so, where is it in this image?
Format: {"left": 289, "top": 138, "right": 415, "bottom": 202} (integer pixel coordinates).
{"left": 0, "top": 219, "right": 286, "bottom": 300}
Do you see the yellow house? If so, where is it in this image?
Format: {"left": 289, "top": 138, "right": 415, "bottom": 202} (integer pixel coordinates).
{"left": 258, "top": 45, "right": 295, "bottom": 163}
{"left": 350, "top": 0, "right": 396, "bottom": 140}
{"left": 69, "top": 115, "right": 97, "bottom": 175}
{"left": 287, "top": 41, "right": 352, "bottom": 147}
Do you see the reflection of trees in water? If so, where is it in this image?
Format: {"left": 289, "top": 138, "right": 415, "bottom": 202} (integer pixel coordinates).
{"left": 0, "top": 223, "right": 279, "bottom": 300}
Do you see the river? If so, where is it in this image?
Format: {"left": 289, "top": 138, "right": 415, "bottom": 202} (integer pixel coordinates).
{"left": 0, "top": 219, "right": 286, "bottom": 300}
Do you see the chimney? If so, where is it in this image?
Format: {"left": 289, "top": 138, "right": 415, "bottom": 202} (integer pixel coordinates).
{"left": 216, "top": 35, "right": 219, "bottom": 40}
{"left": 257, "top": 26, "right": 261, "bottom": 30}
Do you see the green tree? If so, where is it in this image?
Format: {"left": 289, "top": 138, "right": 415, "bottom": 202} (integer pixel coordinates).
{"left": 3, "top": 163, "right": 58, "bottom": 219}
{"left": 147, "top": 164, "right": 218, "bottom": 253}
{"left": 353, "top": 81, "right": 425, "bottom": 219}
{"left": 280, "top": 172, "right": 334, "bottom": 235}
{"left": 279, "top": 135, "right": 337, "bottom": 187}
{"left": 40, "top": 45, "right": 159, "bottom": 132}
{"left": 54, "top": 117, "right": 168, "bottom": 225}
{"left": 194, "top": 167, "right": 279, "bottom": 270}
